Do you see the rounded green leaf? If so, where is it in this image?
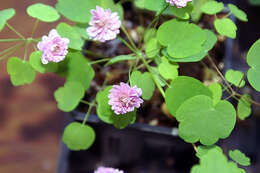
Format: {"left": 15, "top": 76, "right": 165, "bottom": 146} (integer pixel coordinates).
{"left": 191, "top": 148, "right": 246, "bottom": 173}
{"left": 229, "top": 149, "right": 251, "bottom": 166}
{"left": 62, "top": 122, "right": 95, "bottom": 151}
{"left": 163, "top": 29, "right": 217, "bottom": 62}
{"left": 27, "top": 3, "right": 60, "bottom": 22}
{"left": 96, "top": 86, "right": 137, "bottom": 129}
{"left": 237, "top": 94, "right": 252, "bottom": 120}
{"left": 214, "top": 18, "right": 237, "bottom": 39}
{"left": 165, "top": 76, "right": 212, "bottom": 116}
{"left": 247, "top": 38, "right": 260, "bottom": 91}
{"left": 196, "top": 145, "right": 222, "bottom": 158}
{"left": 29, "top": 51, "right": 58, "bottom": 73}
{"left": 191, "top": 0, "right": 212, "bottom": 22}
{"left": 158, "top": 57, "right": 179, "bottom": 80}
{"left": 225, "top": 69, "right": 245, "bottom": 88}
{"left": 0, "top": 8, "right": 15, "bottom": 31}
{"left": 145, "top": 38, "right": 160, "bottom": 58}
{"left": 228, "top": 4, "right": 248, "bottom": 22}
{"left": 171, "top": 2, "right": 193, "bottom": 20}
{"left": 7, "top": 57, "right": 36, "bottom": 86}
{"left": 201, "top": 1, "right": 224, "bottom": 15}
{"left": 56, "top": 0, "right": 99, "bottom": 23}
{"left": 54, "top": 81, "right": 85, "bottom": 112}
{"left": 208, "top": 83, "right": 222, "bottom": 106}
{"left": 157, "top": 19, "right": 206, "bottom": 58}
{"left": 176, "top": 95, "right": 236, "bottom": 145}
{"left": 56, "top": 22, "right": 84, "bottom": 50}
{"left": 65, "top": 52, "right": 95, "bottom": 90}
{"left": 130, "top": 71, "right": 155, "bottom": 100}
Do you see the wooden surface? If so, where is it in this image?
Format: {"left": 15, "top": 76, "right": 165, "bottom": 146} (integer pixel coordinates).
{"left": 0, "top": 1, "right": 66, "bottom": 172}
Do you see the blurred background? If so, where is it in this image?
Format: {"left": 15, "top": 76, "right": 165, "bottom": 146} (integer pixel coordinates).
{"left": 0, "top": 0, "right": 65, "bottom": 172}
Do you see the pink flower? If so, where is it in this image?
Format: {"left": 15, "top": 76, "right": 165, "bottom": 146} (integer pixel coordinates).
{"left": 37, "top": 29, "right": 69, "bottom": 64}
{"left": 87, "top": 6, "right": 121, "bottom": 42}
{"left": 166, "top": 0, "right": 192, "bottom": 8}
{"left": 108, "top": 82, "right": 143, "bottom": 115}
{"left": 94, "top": 167, "right": 124, "bottom": 173}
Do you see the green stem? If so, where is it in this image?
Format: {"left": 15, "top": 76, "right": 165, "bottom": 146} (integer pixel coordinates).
{"left": 0, "top": 38, "right": 26, "bottom": 42}
{"left": 82, "top": 49, "right": 109, "bottom": 59}
{"left": 0, "top": 43, "right": 25, "bottom": 61}
{"left": 89, "top": 58, "right": 110, "bottom": 65}
{"left": 23, "top": 41, "right": 29, "bottom": 61}
{"left": 138, "top": 52, "right": 166, "bottom": 98}
{"left": 82, "top": 103, "right": 95, "bottom": 126}
{"left": 120, "top": 25, "right": 138, "bottom": 50}
{"left": 6, "top": 23, "right": 25, "bottom": 39}
{"left": 0, "top": 42, "right": 24, "bottom": 56}
{"left": 118, "top": 36, "right": 137, "bottom": 53}
{"left": 147, "top": 4, "right": 169, "bottom": 29}
{"left": 31, "top": 19, "right": 39, "bottom": 38}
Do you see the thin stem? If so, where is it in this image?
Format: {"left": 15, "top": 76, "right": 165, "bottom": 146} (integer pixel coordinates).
{"left": 31, "top": 19, "right": 39, "bottom": 38}
{"left": 121, "top": 25, "right": 138, "bottom": 50}
{"left": 81, "top": 100, "right": 96, "bottom": 106}
{"left": 192, "top": 143, "right": 198, "bottom": 153}
{"left": 118, "top": 36, "right": 137, "bottom": 53}
{"left": 90, "top": 58, "right": 110, "bottom": 65}
{"left": 6, "top": 23, "right": 25, "bottom": 39}
{"left": 82, "top": 49, "right": 109, "bottom": 59}
{"left": 0, "top": 38, "right": 26, "bottom": 42}
{"left": 147, "top": 4, "right": 169, "bottom": 29}
{"left": 0, "top": 42, "right": 24, "bottom": 56}
{"left": 23, "top": 42, "right": 29, "bottom": 61}
{"left": 139, "top": 52, "right": 166, "bottom": 98}
{"left": 0, "top": 43, "right": 25, "bottom": 61}
{"left": 82, "top": 103, "right": 95, "bottom": 126}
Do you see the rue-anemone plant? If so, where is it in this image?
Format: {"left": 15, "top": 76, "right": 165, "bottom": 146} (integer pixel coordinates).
{"left": 0, "top": 0, "right": 259, "bottom": 172}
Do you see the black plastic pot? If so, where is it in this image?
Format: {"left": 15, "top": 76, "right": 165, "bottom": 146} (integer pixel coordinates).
{"left": 56, "top": 111, "right": 197, "bottom": 173}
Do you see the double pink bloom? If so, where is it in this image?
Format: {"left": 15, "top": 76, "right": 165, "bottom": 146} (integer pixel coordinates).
{"left": 166, "top": 0, "right": 192, "bottom": 8}
{"left": 87, "top": 6, "right": 121, "bottom": 42}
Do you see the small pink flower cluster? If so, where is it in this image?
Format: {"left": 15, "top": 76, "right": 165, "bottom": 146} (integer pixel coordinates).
{"left": 166, "top": 0, "right": 192, "bottom": 8}
{"left": 94, "top": 167, "right": 124, "bottom": 173}
{"left": 37, "top": 29, "right": 69, "bottom": 64}
{"left": 108, "top": 82, "right": 143, "bottom": 115}
{"left": 87, "top": 6, "right": 121, "bottom": 42}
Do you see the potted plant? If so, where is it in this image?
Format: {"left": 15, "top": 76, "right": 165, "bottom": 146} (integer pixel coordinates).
{"left": 0, "top": 0, "right": 259, "bottom": 172}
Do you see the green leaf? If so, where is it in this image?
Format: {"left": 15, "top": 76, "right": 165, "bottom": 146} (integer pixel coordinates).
{"left": 196, "top": 145, "right": 222, "bottom": 158}
{"left": 176, "top": 95, "right": 236, "bottom": 145}
{"left": 201, "top": 1, "right": 224, "bottom": 15}
{"left": 191, "top": 148, "right": 246, "bottom": 173}
{"left": 65, "top": 52, "right": 95, "bottom": 90}
{"left": 165, "top": 76, "right": 212, "bottom": 116}
{"left": 7, "top": 57, "right": 36, "bottom": 86}
{"left": 145, "top": 38, "right": 161, "bottom": 58}
{"left": 27, "top": 3, "right": 60, "bottom": 22}
{"left": 249, "top": 0, "right": 260, "bottom": 5}
{"left": 191, "top": 0, "right": 212, "bottom": 22}
{"left": 56, "top": 0, "right": 123, "bottom": 23}
{"left": 171, "top": 2, "right": 193, "bottom": 20}
{"left": 62, "top": 122, "right": 95, "bottom": 151}
{"left": 54, "top": 81, "right": 85, "bottom": 112}
{"left": 228, "top": 4, "right": 248, "bottom": 22}
{"left": 163, "top": 29, "right": 217, "bottom": 62}
{"left": 214, "top": 18, "right": 237, "bottom": 39}
{"left": 208, "top": 83, "right": 222, "bottom": 105}
{"left": 105, "top": 55, "right": 137, "bottom": 66}
{"left": 229, "top": 149, "right": 251, "bottom": 166}
{"left": 96, "top": 86, "right": 137, "bottom": 129}
{"left": 56, "top": 22, "right": 84, "bottom": 50}
{"left": 73, "top": 23, "right": 89, "bottom": 40}
{"left": 144, "top": 28, "right": 157, "bottom": 43}
{"left": 158, "top": 56, "right": 179, "bottom": 80}
{"left": 225, "top": 69, "right": 245, "bottom": 88}
{"left": 247, "top": 38, "right": 260, "bottom": 91}
{"left": 0, "top": 8, "right": 15, "bottom": 31}
{"left": 56, "top": 0, "right": 99, "bottom": 23}
{"left": 237, "top": 94, "right": 252, "bottom": 120}
{"left": 130, "top": 71, "right": 155, "bottom": 100}
{"left": 157, "top": 19, "right": 206, "bottom": 58}
{"left": 134, "top": 0, "right": 170, "bottom": 14}
{"left": 29, "top": 51, "right": 58, "bottom": 73}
